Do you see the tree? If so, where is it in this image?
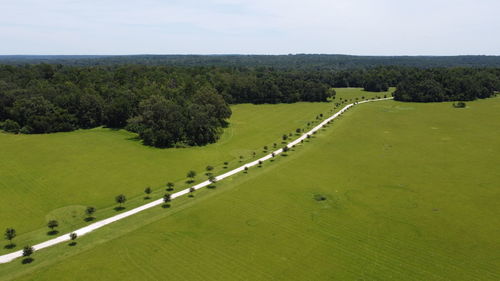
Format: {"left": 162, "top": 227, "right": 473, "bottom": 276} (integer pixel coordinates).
{"left": 244, "top": 166, "right": 249, "bottom": 172}
{"left": 205, "top": 165, "right": 214, "bottom": 175}
{"left": 208, "top": 175, "right": 217, "bottom": 184}
{"left": 273, "top": 143, "right": 277, "bottom": 148}
{"left": 187, "top": 170, "right": 196, "bottom": 180}
{"left": 69, "top": 233, "right": 77, "bottom": 246}
{"left": 295, "top": 128, "right": 301, "bottom": 134}
{"left": 223, "top": 161, "right": 229, "bottom": 167}
{"left": 163, "top": 193, "right": 171, "bottom": 203}
{"left": 22, "top": 245, "right": 34, "bottom": 260}
{"left": 282, "top": 134, "right": 288, "bottom": 141}
{"left": 144, "top": 187, "right": 152, "bottom": 198}
{"left": 166, "top": 182, "right": 175, "bottom": 191}
{"left": 85, "top": 206, "right": 96, "bottom": 220}
{"left": 283, "top": 146, "right": 289, "bottom": 152}
{"left": 271, "top": 152, "right": 275, "bottom": 157}
{"left": 5, "top": 228, "right": 16, "bottom": 246}
{"left": 115, "top": 194, "right": 127, "bottom": 207}
{"left": 189, "top": 187, "right": 195, "bottom": 197}
{"left": 263, "top": 145, "right": 268, "bottom": 151}
{"left": 252, "top": 151, "right": 256, "bottom": 157}
{"left": 258, "top": 160, "right": 263, "bottom": 167}
{"left": 47, "top": 220, "right": 59, "bottom": 231}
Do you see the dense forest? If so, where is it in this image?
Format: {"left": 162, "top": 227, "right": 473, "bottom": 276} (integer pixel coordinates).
{"left": 393, "top": 68, "right": 500, "bottom": 102}
{"left": 0, "top": 65, "right": 334, "bottom": 147}
{"left": 1, "top": 62, "right": 499, "bottom": 147}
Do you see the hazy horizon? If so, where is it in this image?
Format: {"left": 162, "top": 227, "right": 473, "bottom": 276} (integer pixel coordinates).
{"left": 1, "top": 0, "right": 500, "bottom": 56}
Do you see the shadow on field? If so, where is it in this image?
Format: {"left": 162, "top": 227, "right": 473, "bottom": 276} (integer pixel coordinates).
{"left": 22, "top": 258, "right": 34, "bottom": 264}
{"left": 161, "top": 204, "right": 171, "bottom": 209}
{"left": 69, "top": 242, "right": 77, "bottom": 247}
{"left": 4, "top": 243, "right": 16, "bottom": 249}
{"left": 84, "top": 217, "right": 95, "bottom": 222}
{"left": 47, "top": 230, "right": 59, "bottom": 236}
{"left": 114, "top": 206, "right": 125, "bottom": 211}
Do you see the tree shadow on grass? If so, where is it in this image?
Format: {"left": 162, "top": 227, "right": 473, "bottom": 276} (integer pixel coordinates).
{"left": 114, "top": 206, "right": 125, "bottom": 212}
{"left": 69, "top": 242, "right": 77, "bottom": 247}
{"left": 162, "top": 204, "right": 171, "bottom": 209}
{"left": 84, "top": 217, "right": 95, "bottom": 222}
{"left": 22, "top": 258, "right": 34, "bottom": 264}
{"left": 4, "top": 243, "right": 16, "bottom": 249}
{"left": 207, "top": 185, "right": 217, "bottom": 189}
{"left": 166, "top": 187, "right": 174, "bottom": 191}
{"left": 188, "top": 194, "right": 195, "bottom": 198}
{"left": 185, "top": 180, "right": 195, "bottom": 184}
{"left": 143, "top": 196, "right": 151, "bottom": 200}
{"left": 47, "top": 230, "right": 59, "bottom": 236}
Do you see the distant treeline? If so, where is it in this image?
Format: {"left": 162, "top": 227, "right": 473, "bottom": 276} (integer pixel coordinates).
{"left": 2, "top": 54, "right": 500, "bottom": 69}
{"left": 0, "top": 65, "right": 334, "bottom": 147}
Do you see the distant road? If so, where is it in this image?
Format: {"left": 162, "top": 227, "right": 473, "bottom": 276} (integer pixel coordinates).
{"left": 0, "top": 97, "right": 393, "bottom": 264}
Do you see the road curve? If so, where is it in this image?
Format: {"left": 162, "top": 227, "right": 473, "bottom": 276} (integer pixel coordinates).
{"left": 0, "top": 97, "right": 393, "bottom": 264}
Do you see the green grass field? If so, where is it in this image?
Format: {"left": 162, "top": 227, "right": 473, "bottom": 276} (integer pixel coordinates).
{"left": 0, "top": 89, "right": 384, "bottom": 256}
{"left": 3, "top": 89, "right": 498, "bottom": 281}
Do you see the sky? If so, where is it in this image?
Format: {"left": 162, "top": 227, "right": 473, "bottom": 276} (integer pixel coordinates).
{"left": 1, "top": 0, "right": 499, "bottom": 55}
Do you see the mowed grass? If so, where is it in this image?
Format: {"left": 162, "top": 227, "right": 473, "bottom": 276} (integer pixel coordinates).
{"left": 1, "top": 94, "right": 498, "bottom": 281}
{"left": 0, "top": 89, "right": 384, "bottom": 254}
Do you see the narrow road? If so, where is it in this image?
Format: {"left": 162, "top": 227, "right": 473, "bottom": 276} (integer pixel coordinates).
{"left": 0, "top": 97, "right": 393, "bottom": 264}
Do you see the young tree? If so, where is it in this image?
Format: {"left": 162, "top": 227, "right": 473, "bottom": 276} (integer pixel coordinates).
{"left": 271, "top": 152, "right": 275, "bottom": 158}
{"left": 187, "top": 170, "right": 196, "bottom": 180}
{"left": 282, "top": 134, "right": 288, "bottom": 141}
{"left": 258, "top": 160, "right": 263, "bottom": 167}
{"left": 189, "top": 187, "right": 196, "bottom": 197}
{"left": 69, "top": 233, "right": 78, "bottom": 245}
{"left": 205, "top": 166, "right": 214, "bottom": 177}
{"left": 144, "top": 187, "right": 152, "bottom": 199}
{"left": 22, "top": 246, "right": 34, "bottom": 258}
{"left": 223, "top": 161, "right": 229, "bottom": 168}
{"left": 252, "top": 151, "right": 256, "bottom": 158}
{"left": 85, "top": 206, "right": 96, "bottom": 220}
{"left": 47, "top": 220, "right": 59, "bottom": 231}
{"left": 166, "top": 182, "right": 175, "bottom": 191}
{"left": 263, "top": 145, "right": 268, "bottom": 151}
{"left": 273, "top": 143, "right": 277, "bottom": 148}
{"left": 296, "top": 128, "right": 301, "bottom": 134}
{"left": 163, "top": 193, "right": 171, "bottom": 203}
{"left": 244, "top": 166, "right": 249, "bottom": 172}
{"left": 5, "top": 228, "right": 16, "bottom": 246}
{"left": 46, "top": 220, "right": 59, "bottom": 235}
{"left": 115, "top": 194, "right": 127, "bottom": 207}
{"left": 208, "top": 175, "right": 217, "bottom": 184}
{"left": 239, "top": 155, "right": 244, "bottom": 162}
{"left": 283, "top": 146, "right": 289, "bottom": 152}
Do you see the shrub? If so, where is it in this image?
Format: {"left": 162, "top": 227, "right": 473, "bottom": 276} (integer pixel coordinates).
{"left": 2, "top": 119, "right": 20, "bottom": 133}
